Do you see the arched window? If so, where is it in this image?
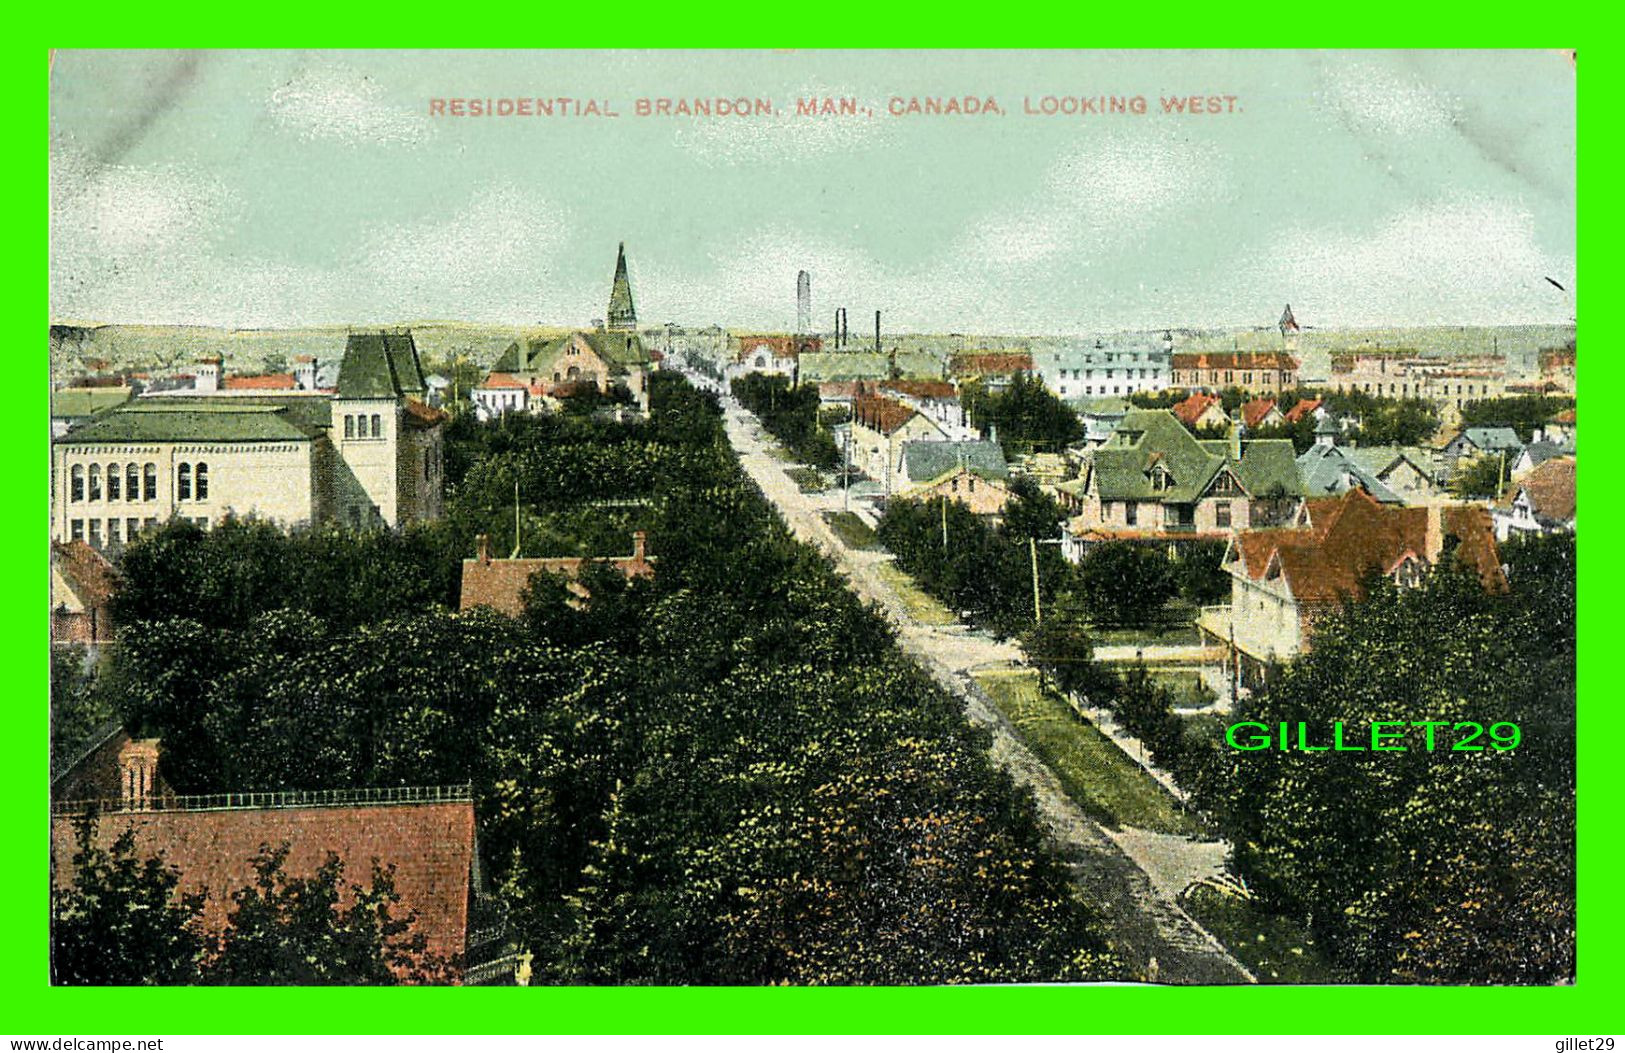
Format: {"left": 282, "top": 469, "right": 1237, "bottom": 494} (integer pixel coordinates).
{"left": 177, "top": 463, "right": 191, "bottom": 501}
{"left": 88, "top": 464, "right": 102, "bottom": 501}
{"left": 70, "top": 464, "right": 84, "bottom": 502}
{"left": 371, "top": 414, "right": 382, "bottom": 437}
{"left": 195, "top": 463, "right": 209, "bottom": 501}
{"left": 344, "top": 414, "right": 355, "bottom": 439}
{"left": 126, "top": 464, "right": 139, "bottom": 502}
{"left": 143, "top": 463, "right": 157, "bottom": 501}
{"left": 107, "top": 463, "right": 121, "bottom": 501}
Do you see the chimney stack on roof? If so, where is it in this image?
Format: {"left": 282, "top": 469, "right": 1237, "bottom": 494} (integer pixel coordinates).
{"left": 475, "top": 533, "right": 491, "bottom": 565}
{"left": 631, "top": 530, "right": 647, "bottom": 563}
{"left": 1424, "top": 504, "right": 1444, "bottom": 563}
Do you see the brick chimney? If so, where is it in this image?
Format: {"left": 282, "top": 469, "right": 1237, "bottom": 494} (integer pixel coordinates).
{"left": 475, "top": 533, "right": 491, "bottom": 565}
{"left": 117, "top": 738, "right": 161, "bottom": 810}
{"left": 1424, "top": 503, "right": 1445, "bottom": 563}
{"left": 631, "top": 530, "right": 647, "bottom": 562}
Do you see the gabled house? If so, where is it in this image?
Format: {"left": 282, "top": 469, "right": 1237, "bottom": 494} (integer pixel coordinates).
{"left": 1441, "top": 426, "right": 1523, "bottom": 478}
{"left": 901, "top": 466, "right": 1014, "bottom": 517}
{"left": 1240, "top": 397, "right": 1284, "bottom": 431}
{"left": 1282, "top": 397, "right": 1323, "bottom": 424}
{"left": 51, "top": 540, "right": 118, "bottom": 648}
{"left": 1345, "top": 446, "right": 1439, "bottom": 503}
{"left": 1070, "top": 396, "right": 1133, "bottom": 447}
{"left": 1064, "top": 409, "right": 1300, "bottom": 555}
{"left": 490, "top": 330, "right": 653, "bottom": 412}
{"left": 850, "top": 389, "right": 949, "bottom": 492}
{"left": 879, "top": 379, "right": 968, "bottom": 438}
{"left": 1170, "top": 392, "right": 1229, "bottom": 432}
{"left": 1295, "top": 442, "right": 1403, "bottom": 504}
{"left": 900, "top": 439, "right": 1008, "bottom": 487}
{"left": 947, "top": 350, "right": 1034, "bottom": 390}
{"left": 727, "top": 334, "right": 821, "bottom": 382}
{"left": 1201, "top": 489, "right": 1505, "bottom": 686}
{"left": 1493, "top": 456, "right": 1575, "bottom": 541}
{"left": 1511, "top": 440, "right": 1574, "bottom": 479}
{"left": 472, "top": 373, "right": 531, "bottom": 420}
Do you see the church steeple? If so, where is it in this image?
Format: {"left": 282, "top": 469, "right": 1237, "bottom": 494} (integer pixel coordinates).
{"left": 606, "top": 242, "right": 637, "bottom": 332}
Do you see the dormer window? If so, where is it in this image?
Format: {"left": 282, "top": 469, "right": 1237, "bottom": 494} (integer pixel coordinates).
{"left": 1150, "top": 464, "right": 1172, "bottom": 491}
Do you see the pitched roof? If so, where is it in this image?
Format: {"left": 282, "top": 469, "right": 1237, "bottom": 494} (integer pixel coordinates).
{"left": 1171, "top": 351, "right": 1299, "bottom": 371}
{"left": 402, "top": 399, "right": 449, "bottom": 429}
{"left": 1091, "top": 409, "right": 1300, "bottom": 504}
{"left": 223, "top": 374, "right": 297, "bottom": 391}
{"left": 734, "top": 334, "right": 820, "bottom": 361}
{"left": 511, "top": 331, "right": 651, "bottom": 376}
{"left": 1458, "top": 427, "right": 1523, "bottom": 453}
{"left": 54, "top": 402, "right": 318, "bottom": 445}
{"left": 1283, "top": 397, "right": 1322, "bottom": 423}
{"left": 901, "top": 440, "right": 1009, "bottom": 483}
{"left": 459, "top": 535, "right": 655, "bottom": 617}
{"left": 1515, "top": 440, "right": 1570, "bottom": 471}
{"left": 1550, "top": 408, "right": 1577, "bottom": 425}
{"left": 1345, "top": 445, "right": 1433, "bottom": 480}
{"left": 853, "top": 392, "right": 925, "bottom": 436}
{"left": 607, "top": 242, "right": 636, "bottom": 329}
{"left": 476, "top": 372, "right": 527, "bottom": 390}
{"left": 51, "top": 794, "right": 476, "bottom": 971}
{"left": 337, "top": 331, "right": 427, "bottom": 399}
{"left": 51, "top": 387, "right": 133, "bottom": 419}
{"left": 1070, "top": 396, "right": 1134, "bottom": 417}
{"left": 1296, "top": 443, "right": 1403, "bottom": 504}
{"left": 881, "top": 379, "right": 957, "bottom": 400}
{"left": 1231, "top": 488, "right": 1505, "bottom": 604}
{"left": 1499, "top": 456, "right": 1576, "bottom": 523}
{"left": 1171, "top": 392, "right": 1225, "bottom": 428}
{"left": 51, "top": 540, "right": 119, "bottom": 609}
{"left": 1240, "top": 398, "right": 1279, "bottom": 430}
{"left": 948, "top": 351, "right": 1033, "bottom": 376}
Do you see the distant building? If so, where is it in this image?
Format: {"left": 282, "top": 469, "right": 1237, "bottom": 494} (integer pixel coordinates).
{"left": 726, "top": 334, "right": 821, "bottom": 383}
{"left": 51, "top": 386, "right": 133, "bottom": 438}
{"left": 1328, "top": 350, "right": 1506, "bottom": 420}
{"left": 1170, "top": 351, "right": 1299, "bottom": 395}
{"left": 1239, "top": 397, "right": 1284, "bottom": 431}
{"left": 901, "top": 466, "right": 1013, "bottom": 517}
{"left": 1493, "top": 456, "right": 1575, "bottom": 541}
{"left": 606, "top": 242, "right": 637, "bottom": 332}
{"left": 1440, "top": 427, "right": 1523, "bottom": 481}
{"left": 900, "top": 439, "right": 1008, "bottom": 488}
{"left": 796, "top": 270, "right": 812, "bottom": 335}
{"left": 51, "top": 331, "right": 447, "bottom": 546}
{"left": 948, "top": 350, "right": 1033, "bottom": 390}
{"left": 1037, "top": 336, "right": 1170, "bottom": 399}
{"left": 1202, "top": 489, "right": 1506, "bottom": 686}
{"left": 1070, "top": 396, "right": 1133, "bottom": 448}
{"left": 488, "top": 330, "right": 653, "bottom": 412}
{"left": 1171, "top": 392, "right": 1230, "bottom": 431}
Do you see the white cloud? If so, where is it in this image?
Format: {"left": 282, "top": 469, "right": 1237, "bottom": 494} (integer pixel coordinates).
{"left": 1240, "top": 197, "right": 1574, "bottom": 324}
{"left": 267, "top": 65, "right": 428, "bottom": 147}
{"left": 1319, "top": 60, "right": 1460, "bottom": 138}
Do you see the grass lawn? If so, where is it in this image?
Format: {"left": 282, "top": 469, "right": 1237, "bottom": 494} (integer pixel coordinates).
{"left": 823, "top": 510, "right": 880, "bottom": 551}
{"left": 972, "top": 669, "right": 1206, "bottom": 837}
{"left": 1181, "top": 884, "right": 1349, "bottom": 984}
{"left": 1089, "top": 600, "right": 1203, "bottom": 647}
{"left": 872, "top": 561, "right": 960, "bottom": 626}
{"left": 1147, "top": 668, "right": 1217, "bottom": 708}
{"left": 785, "top": 466, "right": 826, "bottom": 493}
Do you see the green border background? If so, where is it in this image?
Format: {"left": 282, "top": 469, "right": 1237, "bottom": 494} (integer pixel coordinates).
{"left": 11, "top": 25, "right": 1607, "bottom": 1035}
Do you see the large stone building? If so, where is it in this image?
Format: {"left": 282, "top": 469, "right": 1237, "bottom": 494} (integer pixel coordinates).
{"left": 1169, "top": 350, "right": 1299, "bottom": 395}
{"left": 50, "top": 331, "right": 446, "bottom": 547}
{"left": 1327, "top": 351, "right": 1507, "bottom": 419}
{"left": 1037, "top": 335, "right": 1170, "bottom": 400}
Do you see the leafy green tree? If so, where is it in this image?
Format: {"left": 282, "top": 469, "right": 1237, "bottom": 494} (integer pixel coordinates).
{"left": 1449, "top": 454, "right": 1508, "bottom": 499}
{"left": 50, "top": 646, "right": 114, "bottom": 777}
{"left": 1073, "top": 542, "right": 1176, "bottom": 627}
{"left": 1172, "top": 539, "right": 1231, "bottom": 606}
{"left": 1458, "top": 395, "right": 1575, "bottom": 443}
{"left": 51, "top": 814, "right": 206, "bottom": 985}
{"left": 1208, "top": 544, "right": 1574, "bottom": 983}
{"left": 964, "top": 373, "right": 1085, "bottom": 457}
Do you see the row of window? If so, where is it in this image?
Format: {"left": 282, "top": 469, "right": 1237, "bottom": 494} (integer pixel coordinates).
{"left": 70, "top": 462, "right": 159, "bottom": 503}
{"left": 70, "top": 462, "right": 210, "bottom": 503}
{"left": 344, "top": 413, "right": 385, "bottom": 439}
{"left": 1173, "top": 371, "right": 1291, "bottom": 386}
{"left": 1338, "top": 381, "right": 1488, "bottom": 398}
{"left": 69, "top": 516, "right": 164, "bottom": 549}
{"left": 1103, "top": 500, "right": 1237, "bottom": 528}
{"left": 1053, "top": 367, "right": 1161, "bottom": 381}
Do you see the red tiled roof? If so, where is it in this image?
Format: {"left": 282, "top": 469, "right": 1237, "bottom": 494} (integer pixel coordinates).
{"left": 1171, "top": 392, "right": 1223, "bottom": 428}
{"left": 459, "top": 534, "right": 655, "bottom": 617}
{"left": 1551, "top": 408, "right": 1576, "bottom": 425}
{"left": 223, "top": 374, "right": 298, "bottom": 391}
{"left": 477, "top": 373, "right": 526, "bottom": 390}
{"left": 1283, "top": 397, "right": 1322, "bottom": 423}
{"left": 51, "top": 540, "right": 119, "bottom": 608}
{"left": 881, "top": 379, "right": 957, "bottom": 400}
{"left": 1171, "top": 351, "right": 1299, "bottom": 372}
{"left": 1240, "top": 398, "right": 1278, "bottom": 430}
{"left": 403, "top": 399, "right": 449, "bottom": 428}
{"left": 733, "top": 334, "right": 821, "bottom": 362}
{"left": 50, "top": 799, "right": 476, "bottom": 975}
{"left": 1499, "top": 457, "right": 1576, "bottom": 522}
{"left": 853, "top": 392, "right": 922, "bottom": 436}
{"left": 1234, "top": 489, "right": 1505, "bottom": 604}
{"left": 949, "top": 351, "right": 1033, "bottom": 376}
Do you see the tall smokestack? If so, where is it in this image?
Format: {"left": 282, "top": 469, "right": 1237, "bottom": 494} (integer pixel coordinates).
{"left": 839, "top": 308, "right": 847, "bottom": 349}
{"left": 875, "top": 310, "right": 881, "bottom": 352}
{"left": 797, "top": 271, "right": 811, "bottom": 335}
{"left": 834, "top": 308, "right": 841, "bottom": 347}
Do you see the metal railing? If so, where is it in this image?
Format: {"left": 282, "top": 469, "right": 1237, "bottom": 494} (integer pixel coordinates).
{"left": 52, "top": 783, "right": 473, "bottom": 817}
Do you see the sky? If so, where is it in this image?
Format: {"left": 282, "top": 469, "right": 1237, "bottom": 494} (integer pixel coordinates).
{"left": 48, "top": 49, "right": 1576, "bottom": 334}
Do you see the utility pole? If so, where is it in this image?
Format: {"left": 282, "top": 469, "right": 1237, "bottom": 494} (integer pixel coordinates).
{"left": 842, "top": 422, "right": 852, "bottom": 512}
{"left": 941, "top": 496, "right": 948, "bottom": 549}
{"left": 510, "top": 475, "right": 522, "bottom": 558}
{"left": 1030, "top": 535, "right": 1042, "bottom": 624}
